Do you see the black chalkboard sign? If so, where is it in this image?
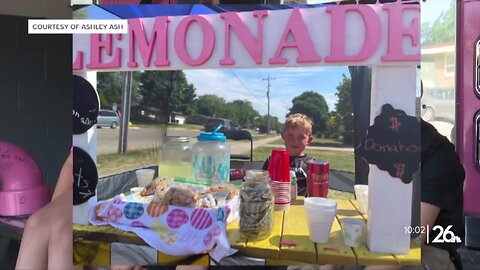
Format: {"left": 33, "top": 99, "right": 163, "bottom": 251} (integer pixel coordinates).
{"left": 73, "top": 146, "right": 98, "bottom": 205}
{"left": 356, "top": 104, "right": 420, "bottom": 184}
{"left": 73, "top": 75, "right": 99, "bottom": 135}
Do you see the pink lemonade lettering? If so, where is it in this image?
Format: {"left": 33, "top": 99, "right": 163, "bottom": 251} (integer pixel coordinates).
{"left": 324, "top": 5, "right": 381, "bottom": 63}
{"left": 73, "top": 5, "right": 419, "bottom": 70}
{"left": 128, "top": 17, "right": 170, "bottom": 68}
{"left": 269, "top": 8, "right": 321, "bottom": 64}
{"left": 220, "top": 10, "right": 269, "bottom": 65}
{"left": 86, "top": 34, "right": 122, "bottom": 69}
{"left": 174, "top": 15, "right": 215, "bottom": 66}
{"left": 381, "top": 4, "right": 420, "bottom": 62}
{"left": 72, "top": 51, "right": 83, "bottom": 70}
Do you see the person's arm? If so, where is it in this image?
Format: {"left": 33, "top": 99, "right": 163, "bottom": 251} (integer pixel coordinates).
{"left": 420, "top": 202, "right": 441, "bottom": 244}
{"left": 51, "top": 151, "right": 73, "bottom": 201}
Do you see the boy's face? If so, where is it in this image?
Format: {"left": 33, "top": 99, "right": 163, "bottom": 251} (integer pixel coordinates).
{"left": 281, "top": 126, "right": 313, "bottom": 157}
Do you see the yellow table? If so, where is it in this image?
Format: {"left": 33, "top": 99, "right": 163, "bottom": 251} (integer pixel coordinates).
{"left": 73, "top": 199, "right": 420, "bottom": 266}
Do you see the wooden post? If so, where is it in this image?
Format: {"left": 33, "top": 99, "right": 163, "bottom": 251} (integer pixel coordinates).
{"left": 366, "top": 65, "right": 417, "bottom": 254}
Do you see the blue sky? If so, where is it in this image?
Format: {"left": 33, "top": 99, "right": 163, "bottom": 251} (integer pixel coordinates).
{"left": 80, "top": 1, "right": 451, "bottom": 122}
{"left": 184, "top": 66, "right": 348, "bottom": 122}
{"left": 80, "top": 5, "right": 349, "bottom": 122}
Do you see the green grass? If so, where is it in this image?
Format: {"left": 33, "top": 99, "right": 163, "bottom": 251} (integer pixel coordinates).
{"left": 97, "top": 145, "right": 355, "bottom": 198}
{"left": 309, "top": 138, "right": 349, "bottom": 148}
{"left": 251, "top": 133, "right": 280, "bottom": 141}
{"left": 253, "top": 146, "right": 354, "bottom": 173}
{"left": 98, "top": 146, "right": 354, "bottom": 177}
{"left": 269, "top": 137, "right": 350, "bottom": 148}
{"left": 97, "top": 148, "right": 158, "bottom": 177}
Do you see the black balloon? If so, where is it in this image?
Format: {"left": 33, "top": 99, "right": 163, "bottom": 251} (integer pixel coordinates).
{"left": 73, "top": 75, "right": 99, "bottom": 135}
{"left": 73, "top": 146, "right": 98, "bottom": 205}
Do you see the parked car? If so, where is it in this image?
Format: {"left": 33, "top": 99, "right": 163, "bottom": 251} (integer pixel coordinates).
{"left": 421, "top": 87, "right": 455, "bottom": 123}
{"left": 204, "top": 118, "right": 241, "bottom": 136}
{"left": 97, "top": 109, "right": 120, "bottom": 129}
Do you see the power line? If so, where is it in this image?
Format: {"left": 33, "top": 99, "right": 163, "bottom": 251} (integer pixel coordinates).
{"left": 228, "top": 70, "right": 266, "bottom": 105}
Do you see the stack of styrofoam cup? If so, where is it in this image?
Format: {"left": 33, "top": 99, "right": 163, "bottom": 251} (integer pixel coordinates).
{"left": 354, "top": 185, "right": 369, "bottom": 215}
{"left": 304, "top": 197, "right": 337, "bottom": 243}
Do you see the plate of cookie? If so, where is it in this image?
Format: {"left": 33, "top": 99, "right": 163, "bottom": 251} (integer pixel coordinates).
{"left": 89, "top": 178, "right": 240, "bottom": 261}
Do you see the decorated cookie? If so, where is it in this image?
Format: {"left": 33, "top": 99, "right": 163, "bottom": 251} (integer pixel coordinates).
{"left": 190, "top": 208, "right": 212, "bottom": 230}
{"left": 131, "top": 221, "right": 147, "bottom": 228}
{"left": 212, "top": 225, "right": 222, "bottom": 237}
{"left": 147, "top": 202, "right": 168, "bottom": 218}
{"left": 94, "top": 204, "right": 107, "bottom": 221}
{"left": 107, "top": 206, "right": 123, "bottom": 223}
{"left": 112, "top": 197, "right": 125, "bottom": 205}
{"left": 203, "top": 231, "right": 213, "bottom": 246}
{"left": 123, "top": 202, "right": 144, "bottom": 220}
{"left": 166, "top": 209, "right": 189, "bottom": 229}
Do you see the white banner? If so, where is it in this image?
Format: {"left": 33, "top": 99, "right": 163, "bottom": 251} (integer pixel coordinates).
{"left": 29, "top": 19, "right": 128, "bottom": 34}
{"left": 73, "top": 4, "right": 420, "bottom": 71}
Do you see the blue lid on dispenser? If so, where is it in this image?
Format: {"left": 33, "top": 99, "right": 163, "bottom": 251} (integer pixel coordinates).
{"left": 197, "top": 131, "right": 226, "bottom": 142}
{"left": 198, "top": 124, "right": 227, "bottom": 141}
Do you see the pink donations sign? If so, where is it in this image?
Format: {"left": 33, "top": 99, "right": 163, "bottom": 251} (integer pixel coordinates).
{"left": 73, "top": 3, "right": 420, "bottom": 71}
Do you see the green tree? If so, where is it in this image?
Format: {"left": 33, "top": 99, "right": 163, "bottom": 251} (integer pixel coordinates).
{"left": 325, "top": 111, "right": 344, "bottom": 139}
{"left": 257, "top": 115, "right": 282, "bottom": 133}
{"left": 421, "top": 0, "right": 455, "bottom": 45}
{"left": 73, "top": 8, "right": 88, "bottom": 19}
{"left": 97, "top": 72, "right": 140, "bottom": 109}
{"left": 334, "top": 74, "right": 353, "bottom": 134}
{"left": 288, "top": 91, "right": 329, "bottom": 135}
{"left": 168, "top": 72, "right": 196, "bottom": 115}
{"left": 139, "top": 71, "right": 196, "bottom": 121}
{"left": 195, "top": 95, "right": 226, "bottom": 117}
{"left": 223, "top": 100, "right": 260, "bottom": 128}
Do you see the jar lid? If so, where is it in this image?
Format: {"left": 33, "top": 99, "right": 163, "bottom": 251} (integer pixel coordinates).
{"left": 165, "top": 136, "right": 190, "bottom": 142}
{"left": 197, "top": 132, "right": 226, "bottom": 141}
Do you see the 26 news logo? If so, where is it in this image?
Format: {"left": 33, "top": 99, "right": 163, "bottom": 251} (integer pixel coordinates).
{"left": 428, "top": 225, "right": 462, "bottom": 244}
{"left": 404, "top": 225, "right": 462, "bottom": 244}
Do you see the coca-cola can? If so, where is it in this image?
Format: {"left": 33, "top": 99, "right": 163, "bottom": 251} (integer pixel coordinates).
{"left": 307, "top": 160, "right": 329, "bottom": 198}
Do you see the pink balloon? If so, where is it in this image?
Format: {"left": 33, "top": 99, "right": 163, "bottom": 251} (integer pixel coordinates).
{"left": 0, "top": 141, "right": 50, "bottom": 216}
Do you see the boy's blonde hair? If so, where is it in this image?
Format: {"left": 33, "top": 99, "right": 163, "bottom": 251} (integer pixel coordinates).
{"left": 283, "top": 113, "right": 313, "bottom": 135}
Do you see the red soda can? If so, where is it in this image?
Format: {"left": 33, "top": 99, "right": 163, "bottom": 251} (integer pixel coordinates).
{"left": 307, "top": 160, "right": 329, "bottom": 198}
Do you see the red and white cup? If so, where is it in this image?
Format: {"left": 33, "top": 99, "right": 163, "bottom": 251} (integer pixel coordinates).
{"left": 270, "top": 180, "right": 291, "bottom": 211}
{"left": 267, "top": 149, "right": 291, "bottom": 211}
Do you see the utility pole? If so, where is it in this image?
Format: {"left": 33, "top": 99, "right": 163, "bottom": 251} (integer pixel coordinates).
{"left": 118, "top": 71, "right": 132, "bottom": 153}
{"left": 262, "top": 75, "right": 276, "bottom": 134}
